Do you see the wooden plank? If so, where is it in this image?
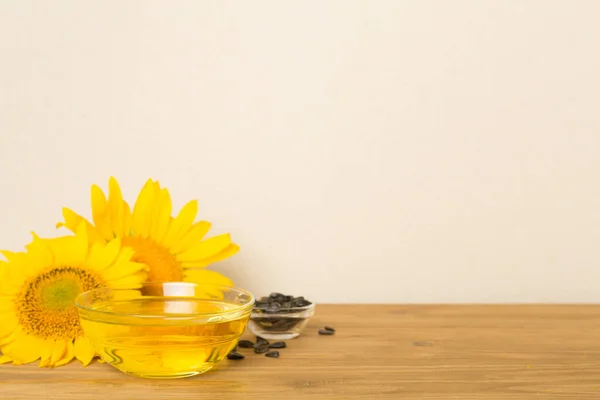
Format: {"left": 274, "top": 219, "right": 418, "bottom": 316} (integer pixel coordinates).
{"left": 1, "top": 305, "right": 600, "bottom": 399}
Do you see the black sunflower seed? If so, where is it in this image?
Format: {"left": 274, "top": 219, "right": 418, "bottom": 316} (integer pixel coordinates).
{"left": 227, "top": 351, "right": 245, "bottom": 360}
{"left": 269, "top": 341, "right": 286, "bottom": 349}
{"left": 254, "top": 344, "right": 270, "bottom": 354}
{"left": 269, "top": 292, "right": 284, "bottom": 299}
{"left": 256, "top": 336, "right": 269, "bottom": 345}
{"left": 324, "top": 326, "right": 336, "bottom": 332}
{"left": 237, "top": 340, "right": 254, "bottom": 348}
{"left": 265, "top": 351, "right": 280, "bottom": 358}
{"left": 318, "top": 328, "right": 335, "bottom": 335}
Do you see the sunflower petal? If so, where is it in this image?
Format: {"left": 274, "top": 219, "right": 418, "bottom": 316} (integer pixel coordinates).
{"left": 183, "top": 269, "right": 234, "bottom": 286}
{"left": 0, "top": 250, "right": 18, "bottom": 263}
{"left": 170, "top": 221, "right": 212, "bottom": 254}
{"left": 102, "top": 261, "right": 147, "bottom": 282}
{"left": 123, "top": 202, "right": 132, "bottom": 238}
{"left": 0, "top": 327, "right": 20, "bottom": 347}
{"left": 53, "top": 340, "right": 74, "bottom": 367}
{"left": 108, "top": 177, "right": 126, "bottom": 238}
{"left": 45, "top": 227, "right": 88, "bottom": 267}
{"left": 91, "top": 184, "right": 114, "bottom": 241}
{"left": 56, "top": 207, "right": 84, "bottom": 232}
{"left": 73, "top": 337, "right": 95, "bottom": 366}
{"left": 3, "top": 334, "right": 43, "bottom": 365}
{"left": 0, "top": 253, "right": 27, "bottom": 294}
{"left": 91, "top": 184, "right": 108, "bottom": 227}
{"left": 43, "top": 340, "right": 68, "bottom": 367}
{"left": 57, "top": 208, "right": 105, "bottom": 243}
{"left": 181, "top": 244, "right": 240, "bottom": 268}
{"left": 176, "top": 234, "right": 232, "bottom": 263}
{"left": 39, "top": 341, "right": 54, "bottom": 367}
{"left": 132, "top": 179, "right": 159, "bottom": 238}
{"left": 86, "top": 239, "right": 122, "bottom": 272}
{"left": 0, "top": 354, "right": 12, "bottom": 364}
{"left": 0, "top": 296, "right": 15, "bottom": 312}
{"left": 112, "top": 247, "right": 136, "bottom": 268}
{"left": 151, "top": 188, "right": 172, "bottom": 243}
{"left": 108, "top": 271, "right": 148, "bottom": 289}
{"left": 24, "top": 234, "right": 54, "bottom": 275}
{"left": 161, "top": 200, "right": 198, "bottom": 248}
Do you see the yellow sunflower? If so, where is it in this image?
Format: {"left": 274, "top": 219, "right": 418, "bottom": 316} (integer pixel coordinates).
{"left": 57, "top": 177, "right": 239, "bottom": 286}
{"left": 0, "top": 224, "right": 147, "bottom": 367}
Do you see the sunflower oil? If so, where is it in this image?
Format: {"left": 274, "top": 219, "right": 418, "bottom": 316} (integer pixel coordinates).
{"left": 79, "top": 298, "right": 249, "bottom": 378}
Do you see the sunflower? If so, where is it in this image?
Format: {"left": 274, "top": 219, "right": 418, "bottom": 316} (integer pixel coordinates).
{"left": 0, "top": 224, "right": 147, "bottom": 367}
{"left": 57, "top": 177, "right": 238, "bottom": 286}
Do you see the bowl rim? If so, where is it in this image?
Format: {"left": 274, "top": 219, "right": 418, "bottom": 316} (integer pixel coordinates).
{"left": 75, "top": 282, "right": 255, "bottom": 320}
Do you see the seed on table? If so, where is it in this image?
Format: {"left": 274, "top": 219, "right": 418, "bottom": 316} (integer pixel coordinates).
{"left": 254, "top": 344, "right": 270, "bottom": 354}
{"left": 318, "top": 328, "right": 335, "bottom": 335}
{"left": 265, "top": 351, "right": 280, "bottom": 358}
{"left": 227, "top": 351, "right": 245, "bottom": 360}
{"left": 269, "top": 341, "right": 286, "bottom": 349}
{"left": 237, "top": 340, "right": 254, "bottom": 348}
{"left": 324, "top": 326, "right": 336, "bottom": 332}
{"left": 269, "top": 292, "right": 284, "bottom": 299}
{"left": 256, "top": 336, "right": 269, "bottom": 345}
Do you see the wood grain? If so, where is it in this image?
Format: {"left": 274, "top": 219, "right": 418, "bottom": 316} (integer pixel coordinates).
{"left": 1, "top": 305, "right": 600, "bottom": 399}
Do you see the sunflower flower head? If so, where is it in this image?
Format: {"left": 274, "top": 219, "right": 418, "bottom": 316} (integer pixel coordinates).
{"left": 0, "top": 224, "right": 147, "bottom": 367}
{"left": 57, "top": 177, "right": 239, "bottom": 286}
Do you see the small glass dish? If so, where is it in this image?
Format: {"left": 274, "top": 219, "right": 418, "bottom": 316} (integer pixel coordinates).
{"left": 248, "top": 303, "right": 315, "bottom": 340}
{"left": 75, "top": 282, "right": 254, "bottom": 379}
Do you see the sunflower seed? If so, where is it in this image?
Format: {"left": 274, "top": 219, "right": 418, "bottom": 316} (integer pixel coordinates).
{"left": 269, "top": 341, "right": 286, "bottom": 349}
{"left": 256, "top": 336, "right": 269, "bottom": 345}
{"left": 324, "top": 326, "right": 336, "bottom": 332}
{"left": 227, "top": 351, "right": 245, "bottom": 360}
{"left": 318, "top": 328, "right": 335, "bottom": 335}
{"left": 254, "top": 344, "right": 270, "bottom": 354}
{"left": 265, "top": 351, "right": 280, "bottom": 358}
{"left": 269, "top": 292, "right": 284, "bottom": 299}
{"left": 237, "top": 340, "right": 254, "bottom": 348}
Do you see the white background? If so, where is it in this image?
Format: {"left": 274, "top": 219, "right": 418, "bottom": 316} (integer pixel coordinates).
{"left": 1, "top": 1, "right": 600, "bottom": 303}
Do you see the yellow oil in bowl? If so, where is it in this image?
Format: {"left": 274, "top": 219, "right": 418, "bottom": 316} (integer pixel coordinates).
{"left": 76, "top": 283, "right": 254, "bottom": 379}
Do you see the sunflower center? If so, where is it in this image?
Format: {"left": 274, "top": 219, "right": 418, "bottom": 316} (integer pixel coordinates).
{"left": 122, "top": 236, "right": 182, "bottom": 282}
{"left": 41, "top": 279, "right": 81, "bottom": 310}
{"left": 15, "top": 267, "right": 104, "bottom": 340}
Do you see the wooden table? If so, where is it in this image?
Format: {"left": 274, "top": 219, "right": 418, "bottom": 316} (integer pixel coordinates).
{"left": 1, "top": 305, "right": 599, "bottom": 399}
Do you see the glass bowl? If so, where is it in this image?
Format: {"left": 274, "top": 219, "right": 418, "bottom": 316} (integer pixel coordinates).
{"left": 248, "top": 302, "right": 315, "bottom": 340}
{"left": 75, "top": 282, "right": 254, "bottom": 379}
